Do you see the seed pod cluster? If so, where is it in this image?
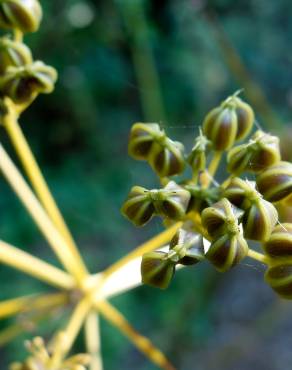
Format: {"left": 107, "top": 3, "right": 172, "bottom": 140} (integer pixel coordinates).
{"left": 0, "top": 0, "right": 42, "bottom": 33}
{"left": 202, "top": 94, "right": 254, "bottom": 151}
{"left": 227, "top": 130, "right": 281, "bottom": 175}
{"left": 122, "top": 181, "right": 191, "bottom": 226}
{"left": 201, "top": 198, "right": 248, "bottom": 272}
{"left": 128, "top": 122, "right": 185, "bottom": 177}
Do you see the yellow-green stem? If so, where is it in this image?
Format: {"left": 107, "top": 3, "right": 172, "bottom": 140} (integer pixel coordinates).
{"left": 85, "top": 311, "right": 103, "bottom": 370}
{"left": 247, "top": 249, "right": 269, "bottom": 264}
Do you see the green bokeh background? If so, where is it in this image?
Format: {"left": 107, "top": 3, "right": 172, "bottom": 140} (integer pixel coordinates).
{"left": 0, "top": 0, "right": 292, "bottom": 369}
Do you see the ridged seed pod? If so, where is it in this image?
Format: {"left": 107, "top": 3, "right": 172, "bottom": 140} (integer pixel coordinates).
{"left": 201, "top": 198, "right": 243, "bottom": 238}
{"left": 263, "top": 223, "right": 292, "bottom": 259}
{"left": 169, "top": 228, "right": 204, "bottom": 265}
{"left": 265, "top": 263, "right": 292, "bottom": 299}
{"left": 148, "top": 138, "right": 185, "bottom": 177}
{"left": 187, "top": 132, "right": 210, "bottom": 173}
{"left": 128, "top": 123, "right": 164, "bottom": 160}
{"left": 227, "top": 130, "right": 281, "bottom": 174}
{"left": 0, "top": 0, "right": 42, "bottom": 33}
{"left": 186, "top": 185, "right": 220, "bottom": 213}
{"left": 256, "top": 161, "right": 292, "bottom": 202}
{"left": 222, "top": 178, "right": 261, "bottom": 210}
{"left": 141, "top": 251, "right": 175, "bottom": 289}
{"left": 206, "top": 233, "right": 248, "bottom": 272}
{"left": 0, "top": 37, "right": 32, "bottom": 75}
{"left": 121, "top": 186, "right": 155, "bottom": 226}
{"left": 202, "top": 94, "right": 254, "bottom": 151}
{"left": 242, "top": 198, "right": 278, "bottom": 241}
{"left": 151, "top": 181, "right": 191, "bottom": 220}
{"left": 0, "top": 61, "right": 57, "bottom": 104}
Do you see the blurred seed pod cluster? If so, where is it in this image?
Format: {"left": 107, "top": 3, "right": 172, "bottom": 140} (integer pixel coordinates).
{"left": 0, "top": 0, "right": 57, "bottom": 114}
{"left": 122, "top": 92, "right": 292, "bottom": 294}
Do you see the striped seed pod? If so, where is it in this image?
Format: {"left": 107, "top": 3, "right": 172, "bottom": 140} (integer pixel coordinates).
{"left": 0, "top": 61, "right": 57, "bottom": 104}
{"left": 227, "top": 130, "right": 281, "bottom": 174}
{"left": 0, "top": 0, "right": 42, "bottom": 33}
{"left": 169, "top": 228, "right": 204, "bottom": 265}
{"left": 263, "top": 223, "right": 292, "bottom": 258}
{"left": 185, "top": 184, "right": 220, "bottom": 213}
{"left": 151, "top": 181, "right": 191, "bottom": 221}
{"left": 141, "top": 251, "right": 175, "bottom": 289}
{"left": 202, "top": 93, "right": 254, "bottom": 151}
{"left": 128, "top": 123, "right": 164, "bottom": 160}
{"left": 187, "top": 131, "right": 211, "bottom": 173}
{"left": 201, "top": 198, "right": 243, "bottom": 238}
{"left": 121, "top": 186, "right": 155, "bottom": 226}
{"left": 256, "top": 161, "right": 292, "bottom": 202}
{"left": 0, "top": 37, "right": 32, "bottom": 75}
{"left": 148, "top": 138, "right": 185, "bottom": 177}
{"left": 206, "top": 233, "right": 248, "bottom": 272}
{"left": 242, "top": 198, "right": 278, "bottom": 241}
{"left": 265, "top": 263, "right": 292, "bottom": 299}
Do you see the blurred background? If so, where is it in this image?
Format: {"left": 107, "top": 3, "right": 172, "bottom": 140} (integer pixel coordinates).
{"left": 0, "top": 0, "right": 292, "bottom": 368}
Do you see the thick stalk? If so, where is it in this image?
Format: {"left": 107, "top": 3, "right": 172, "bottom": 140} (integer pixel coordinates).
{"left": 0, "top": 240, "right": 74, "bottom": 290}
{"left": 96, "top": 300, "right": 176, "bottom": 370}
{"left": 3, "top": 108, "right": 88, "bottom": 278}
{"left": 0, "top": 144, "right": 84, "bottom": 284}
{"left": 85, "top": 311, "right": 103, "bottom": 370}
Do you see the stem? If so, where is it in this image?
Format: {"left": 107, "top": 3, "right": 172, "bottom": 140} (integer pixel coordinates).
{"left": 85, "top": 311, "right": 103, "bottom": 370}
{"left": 3, "top": 108, "right": 88, "bottom": 279}
{"left": 13, "top": 29, "right": 23, "bottom": 42}
{"left": 0, "top": 144, "right": 84, "bottom": 285}
{"left": 0, "top": 240, "right": 75, "bottom": 290}
{"left": 247, "top": 249, "right": 269, "bottom": 264}
{"left": 96, "top": 300, "right": 176, "bottom": 370}
{"left": 203, "top": 151, "right": 222, "bottom": 188}
{"left": 0, "top": 293, "right": 68, "bottom": 320}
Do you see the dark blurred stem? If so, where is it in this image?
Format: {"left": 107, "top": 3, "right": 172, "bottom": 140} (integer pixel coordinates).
{"left": 117, "top": 0, "right": 167, "bottom": 122}
{"left": 203, "top": 8, "right": 282, "bottom": 132}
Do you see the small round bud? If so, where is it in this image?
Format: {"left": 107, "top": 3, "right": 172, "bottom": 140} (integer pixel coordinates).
{"left": 0, "top": 61, "right": 57, "bottom": 104}
{"left": 256, "top": 161, "right": 292, "bottom": 202}
{"left": 0, "top": 37, "right": 32, "bottom": 75}
{"left": 206, "top": 233, "right": 248, "bottom": 272}
{"left": 141, "top": 251, "right": 175, "bottom": 289}
{"left": 0, "top": 0, "right": 42, "bottom": 33}
{"left": 227, "top": 130, "right": 281, "bottom": 174}
{"left": 187, "top": 131, "right": 211, "bottom": 173}
{"left": 263, "top": 223, "right": 292, "bottom": 258}
{"left": 169, "top": 228, "right": 204, "bottom": 265}
{"left": 151, "top": 181, "right": 191, "bottom": 221}
{"left": 201, "top": 198, "right": 243, "bottom": 238}
{"left": 265, "top": 263, "right": 292, "bottom": 299}
{"left": 202, "top": 93, "right": 254, "bottom": 151}
{"left": 121, "top": 186, "right": 155, "bottom": 227}
{"left": 148, "top": 139, "right": 185, "bottom": 177}
{"left": 242, "top": 198, "right": 278, "bottom": 241}
{"left": 128, "top": 123, "right": 164, "bottom": 160}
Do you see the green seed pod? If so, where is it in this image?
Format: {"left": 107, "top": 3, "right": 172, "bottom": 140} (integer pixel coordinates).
{"left": 0, "top": 61, "right": 57, "bottom": 104}
{"left": 185, "top": 184, "right": 220, "bottom": 213}
{"left": 227, "top": 130, "right": 281, "bottom": 174}
{"left": 128, "top": 122, "right": 164, "bottom": 160}
{"left": 141, "top": 251, "right": 175, "bottom": 289}
{"left": 263, "top": 223, "right": 292, "bottom": 258}
{"left": 187, "top": 131, "right": 211, "bottom": 173}
{"left": 256, "top": 161, "right": 292, "bottom": 202}
{"left": 242, "top": 198, "right": 278, "bottom": 241}
{"left": 265, "top": 263, "right": 292, "bottom": 299}
{"left": 202, "top": 93, "right": 254, "bottom": 151}
{"left": 222, "top": 177, "right": 249, "bottom": 208}
{"left": 201, "top": 198, "right": 243, "bottom": 238}
{"left": 169, "top": 228, "right": 204, "bottom": 265}
{"left": 206, "top": 233, "right": 248, "bottom": 272}
{"left": 151, "top": 181, "right": 191, "bottom": 221}
{"left": 0, "top": 37, "right": 32, "bottom": 75}
{"left": 0, "top": 0, "right": 42, "bottom": 33}
{"left": 121, "top": 186, "right": 155, "bottom": 227}
{"left": 148, "top": 138, "right": 185, "bottom": 177}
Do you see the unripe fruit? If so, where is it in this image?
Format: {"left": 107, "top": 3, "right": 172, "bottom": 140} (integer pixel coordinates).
{"left": 0, "top": 37, "right": 32, "bottom": 74}
{"left": 256, "top": 161, "right": 292, "bottom": 202}
{"left": 187, "top": 132, "right": 210, "bottom": 173}
{"left": 0, "top": 61, "right": 57, "bottom": 104}
{"left": 141, "top": 251, "right": 175, "bottom": 289}
{"left": 0, "top": 0, "right": 42, "bottom": 33}
{"left": 263, "top": 223, "right": 292, "bottom": 258}
{"left": 265, "top": 263, "right": 292, "bottom": 299}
